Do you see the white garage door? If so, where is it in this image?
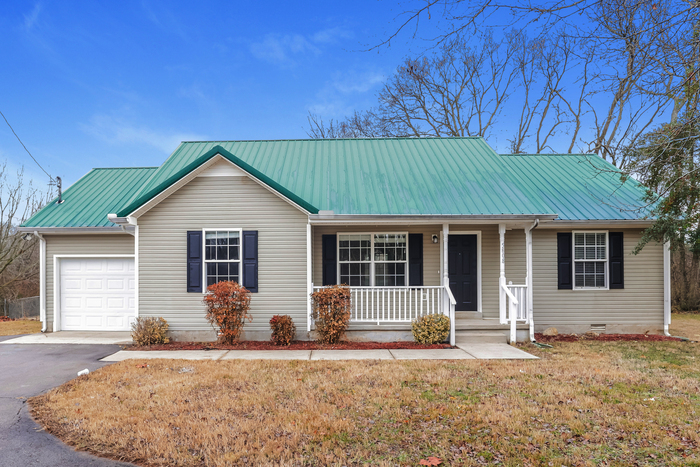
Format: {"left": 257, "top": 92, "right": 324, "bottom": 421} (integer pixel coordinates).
{"left": 59, "top": 258, "right": 135, "bottom": 331}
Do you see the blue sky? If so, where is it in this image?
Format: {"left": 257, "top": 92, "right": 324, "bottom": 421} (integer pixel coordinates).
{"left": 1, "top": 1, "right": 427, "bottom": 189}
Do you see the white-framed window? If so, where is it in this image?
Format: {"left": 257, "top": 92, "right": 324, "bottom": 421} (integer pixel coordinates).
{"left": 203, "top": 229, "right": 242, "bottom": 288}
{"left": 338, "top": 232, "right": 407, "bottom": 286}
{"left": 573, "top": 231, "right": 608, "bottom": 289}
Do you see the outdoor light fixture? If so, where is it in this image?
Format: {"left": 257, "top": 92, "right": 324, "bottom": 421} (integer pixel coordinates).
{"left": 432, "top": 234, "right": 439, "bottom": 244}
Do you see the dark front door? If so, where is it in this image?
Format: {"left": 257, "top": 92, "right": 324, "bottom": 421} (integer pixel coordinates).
{"left": 448, "top": 235, "right": 478, "bottom": 311}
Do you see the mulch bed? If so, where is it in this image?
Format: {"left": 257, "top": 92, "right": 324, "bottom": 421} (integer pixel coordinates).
{"left": 128, "top": 341, "right": 453, "bottom": 351}
{"left": 0, "top": 316, "right": 12, "bottom": 322}
{"left": 535, "top": 333, "right": 685, "bottom": 343}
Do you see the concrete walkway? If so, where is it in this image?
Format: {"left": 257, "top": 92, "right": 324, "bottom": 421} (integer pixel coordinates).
{"left": 1, "top": 332, "right": 132, "bottom": 345}
{"left": 101, "top": 344, "right": 538, "bottom": 361}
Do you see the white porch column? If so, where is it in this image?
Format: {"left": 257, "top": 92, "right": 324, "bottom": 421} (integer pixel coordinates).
{"left": 499, "top": 223, "right": 506, "bottom": 324}
{"left": 442, "top": 223, "right": 449, "bottom": 287}
{"left": 306, "top": 222, "right": 312, "bottom": 332}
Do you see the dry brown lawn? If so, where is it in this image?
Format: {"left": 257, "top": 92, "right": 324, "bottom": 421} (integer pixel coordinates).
{"left": 31, "top": 337, "right": 700, "bottom": 467}
{"left": 670, "top": 312, "right": 700, "bottom": 341}
{"left": 0, "top": 318, "right": 41, "bottom": 336}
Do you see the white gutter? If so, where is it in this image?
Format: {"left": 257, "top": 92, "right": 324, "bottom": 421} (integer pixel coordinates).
{"left": 33, "top": 231, "right": 47, "bottom": 333}
{"left": 107, "top": 214, "right": 137, "bottom": 236}
{"left": 309, "top": 214, "right": 558, "bottom": 225}
{"left": 17, "top": 226, "right": 129, "bottom": 234}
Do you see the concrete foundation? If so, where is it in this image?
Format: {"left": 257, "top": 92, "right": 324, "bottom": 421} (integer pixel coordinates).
{"left": 534, "top": 324, "right": 664, "bottom": 335}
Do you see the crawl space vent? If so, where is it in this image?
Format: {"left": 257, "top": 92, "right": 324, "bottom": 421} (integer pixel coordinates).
{"left": 590, "top": 324, "right": 606, "bottom": 333}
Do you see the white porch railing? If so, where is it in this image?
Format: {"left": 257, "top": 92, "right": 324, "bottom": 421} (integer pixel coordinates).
{"left": 502, "top": 282, "right": 528, "bottom": 344}
{"left": 312, "top": 286, "right": 447, "bottom": 324}
{"left": 507, "top": 282, "right": 528, "bottom": 322}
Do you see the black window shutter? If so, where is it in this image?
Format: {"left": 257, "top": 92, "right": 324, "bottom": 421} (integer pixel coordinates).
{"left": 557, "top": 232, "right": 573, "bottom": 290}
{"left": 186, "top": 231, "right": 202, "bottom": 293}
{"left": 242, "top": 231, "right": 258, "bottom": 293}
{"left": 609, "top": 232, "right": 624, "bottom": 289}
{"left": 322, "top": 235, "right": 337, "bottom": 286}
{"left": 408, "top": 233, "right": 423, "bottom": 286}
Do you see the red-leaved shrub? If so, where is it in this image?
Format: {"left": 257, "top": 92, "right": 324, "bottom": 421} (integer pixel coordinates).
{"left": 203, "top": 281, "right": 252, "bottom": 344}
{"left": 310, "top": 284, "right": 351, "bottom": 344}
{"left": 269, "top": 314, "right": 296, "bottom": 346}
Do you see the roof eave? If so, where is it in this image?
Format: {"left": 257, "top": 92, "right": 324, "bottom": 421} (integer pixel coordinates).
{"left": 308, "top": 214, "right": 559, "bottom": 224}
{"left": 16, "top": 226, "right": 134, "bottom": 234}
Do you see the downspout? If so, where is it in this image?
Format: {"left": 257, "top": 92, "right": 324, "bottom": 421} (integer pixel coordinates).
{"left": 33, "top": 231, "right": 47, "bottom": 332}
{"left": 525, "top": 220, "right": 552, "bottom": 348}
{"left": 663, "top": 241, "right": 690, "bottom": 341}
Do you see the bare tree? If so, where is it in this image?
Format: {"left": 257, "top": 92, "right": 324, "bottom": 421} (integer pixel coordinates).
{"left": 0, "top": 164, "right": 50, "bottom": 301}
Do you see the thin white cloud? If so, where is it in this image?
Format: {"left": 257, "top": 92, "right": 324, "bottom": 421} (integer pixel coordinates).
{"left": 80, "top": 115, "right": 206, "bottom": 153}
{"left": 249, "top": 34, "right": 320, "bottom": 67}
{"left": 311, "top": 27, "right": 352, "bottom": 44}
{"left": 24, "top": 2, "right": 42, "bottom": 31}
{"left": 307, "top": 69, "right": 387, "bottom": 119}
{"left": 332, "top": 70, "right": 385, "bottom": 94}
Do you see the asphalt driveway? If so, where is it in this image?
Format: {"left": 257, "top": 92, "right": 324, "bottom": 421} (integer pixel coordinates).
{"left": 0, "top": 335, "right": 135, "bottom": 466}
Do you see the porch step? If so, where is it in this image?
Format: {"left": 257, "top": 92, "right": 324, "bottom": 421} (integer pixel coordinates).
{"left": 454, "top": 331, "right": 508, "bottom": 344}
{"left": 454, "top": 311, "right": 482, "bottom": 320}
{"left": 454, "top": 320, "right": 528, "bottom": 331}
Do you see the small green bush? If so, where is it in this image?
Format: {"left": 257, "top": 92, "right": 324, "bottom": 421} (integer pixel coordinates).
{"left": 411, "top": 314, "right": 450, "bottom": 344}
{"left": 269, "top": 315, "right": 296, "bottom": 346}
{"left": 131, "top": 317, "right": 170, "bottom": 346}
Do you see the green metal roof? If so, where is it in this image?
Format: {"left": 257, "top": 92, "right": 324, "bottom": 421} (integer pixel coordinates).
{"left": 23, "top": 138, "right": 653, "bottom": 228}
{"left": 118, "top": 138, "right": 650, "bottom": 220}
{"left": 21, "top": 167, "right": 157, "bottom": 228}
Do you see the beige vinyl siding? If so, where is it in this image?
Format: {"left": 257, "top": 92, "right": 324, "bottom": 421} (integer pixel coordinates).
{"left": 138, "top": 176, "right": 308, "bottom": 332}
{"left": 45, "top": 234, "right": 135, "bottom": 330}
{"left": 532, "top": 228, "right": 663, "bottom": 327}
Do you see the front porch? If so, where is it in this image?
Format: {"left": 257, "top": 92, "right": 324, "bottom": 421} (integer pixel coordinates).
{"left": 308, "top": 222, "right": 539, "bottom": 345}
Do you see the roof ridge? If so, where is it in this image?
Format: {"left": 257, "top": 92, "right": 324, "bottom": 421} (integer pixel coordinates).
{"left": 500, "top": 153, "right": 596, "bottom": 157}
{"left": 180, "top": 136, "right": 485, "bottom": 143}
{"left": 91, "top": 166, "right": 159, "bottom": 170}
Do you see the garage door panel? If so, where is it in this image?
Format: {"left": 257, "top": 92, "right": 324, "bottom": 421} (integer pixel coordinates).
{"left": 60, "top": 258, "right": 135, "bottom": 331}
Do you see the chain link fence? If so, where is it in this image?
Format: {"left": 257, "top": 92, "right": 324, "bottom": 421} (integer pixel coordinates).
{"left": 3, "top": 296, "right": 40, "bottom": 319}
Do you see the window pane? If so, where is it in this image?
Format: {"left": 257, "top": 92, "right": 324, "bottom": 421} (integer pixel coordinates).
{"left": 339, "top": 249, "right": 349, "bottom": 262}
{"left": 584, "top": 274, "right": 595, "bottom": 287}
{"left": 596, "top": 233, "right": 605, "bottom": 245}
{"left": 575, "top": 246, "right": 584, "bottom": 260}
{"left": 575, "top": 274, "right": 584, "bottom": 287}
{"left": 596, "top": 274, "right": 605, "bottom": 287}
{"left": 585, "top": 233, "right": 596, "bottom": 245}
{"left": 574, "top": 233, "right": 584, "bottom": 245}
{"left": 596, "top": 246, "right": 606, "bottom": 260}
{"left": 575, "top": 262, "right": 584, "bottom": 273}
{"left": 205, "top": 246, "right": 216, "bottom": 261}
{"left": 205, "top": 232, "right": 217, "bottom": 245}
{"left": 217, "top": 244, "right": 229, "bottom": 260}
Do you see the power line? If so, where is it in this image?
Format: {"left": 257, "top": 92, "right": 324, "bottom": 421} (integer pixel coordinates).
{"left": 0, "top": 109, "right": 54, "bottom": 182}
